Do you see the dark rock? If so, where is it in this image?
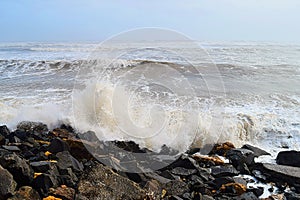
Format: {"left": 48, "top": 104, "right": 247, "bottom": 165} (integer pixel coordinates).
{"left": 30, "top": 161, "right": 57, "bottom": 173}
{"left": 77, "top": 163, "right": 146, "bottom": 199}
{"left": 49, "top": 185, "right": 75, "bottom": 200}
{"left": 16, "top": 121, "right": 48, "bottom": 134}
{"left": 50, "top": 128, "right": 75, "bottom": 139}
{"left": 248, "top": 187, "right": 264, "bottom": 197}
{"left": 2, "top": 145, "right": 21, "bottom": 152}
{"left": 211, "top": 165, "right": 239, "bottom": 178}
{"left": 56, "top": 151, "right": 83, "bottom": 172}
{"left": 0, "top": 149, "right": 34, "bottom": 186}
{"left": 203, "top": 195, "right": 215, "bottom": 200}
{"left": 32, "top": 173, "right": 59, "bottom": 197}
{"left": 143, "top": 179, "right": 161, "bottom": 199}
{"left": 212, "top": 176, "right": 234, "bottom": 188}
{"left": 48, "top": 138, "right": 70, "bottom": 154}
{"left": 0, "top": 165, "right": 17, "bottom": 200}
{"left": 276, "top": 151, "right": 300, "bottom": 167}
{"left": 64, "top": 138, "right": 94, "bottom": 161}
{"left": 0, "top": 135, "right": 5, "bottom": 145}
{"left": 171, "top": 167, "right": 197, "bottom": 177}
{"left": 7, "top": 186, "right": 40, "bottom": 200}
{"left": 0, "top": 125, "right": 10, "bottom": 137}
{"left": 58, "top": 168, "right": 78, "bottom": 188}
{"left": 256, "top": 163, "right": 300, "bottom": 192}
{"left": 285, "top": 191, "right": 300, "bottom": 200}
{"left": 226, "top": 148, "right": 255, "bottom": 174}
{"left": 79, "top": 131, "right": 99, "bottom": 142}
{"left": 186, "top": 148, "right": 200, "bottom": 155}
{"left": 220, "top": 183, "right": 247, "bottom": 196}
{"left": 233, "top": 192, "right": 258, "bottom": 200}
{"left": 241, "top": 144, "right": 271, "bottom": 157}
{"left": 13, "top": 130, "right": 28, "bottom": 141}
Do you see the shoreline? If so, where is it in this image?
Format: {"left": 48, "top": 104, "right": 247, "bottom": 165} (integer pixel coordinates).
{"left": 0, "top": 121, "right": 300, "bottom": 200}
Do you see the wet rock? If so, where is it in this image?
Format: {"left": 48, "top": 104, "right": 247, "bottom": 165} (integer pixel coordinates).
{"left": 7, "top": 186, "right": 40, "bottom": 200}
{"left": 226, "top": 148, "right": 255, "bottom": 174}
{"left": 211, "top": 165, "right": 239, "bottom": 178}
{"left": 212, "top": 176, "right": 234, "bottom": 188}
{"left": 0, "top": 149, "right": 34, "bottom": 186}
{"left": 78, "top": 163, "right": 146, "bottom": 200}
{"left": 79, "top": 131, "right": 98, "bottom": 142}
{"left": 257, "top": 163, "right": 300, "bottom": 191}
{"left": 58, "top": 168, "right": 78, "bottom": 188}
{"left": 17, "top": 121, "right": 48, "bottom": 134}
{"left": 49, "top": 185, "right": 75, "bottom": 200}
{"left": 203, "top": 195, "right": 215, "bottom": 200}
{"left": 248, "top": 187, "right": 264, "bottom": 197}
{"left": 209, "top": 142, "right": 235, "bottom": 156}
{"left": 241, "top": 144, "right": 271, "bottom": 157}
{"left": 143, "top": 179, "right": 161, "bottom": 199}
{"left": 50, "top": 128, "right": 75, "bottom": 139}
{"left": 48, "top": 138, "right": 70, "bottom": 154}
{"left": 285, "top": 191, "right": 300, "bottom": 200}
{"left": 64, "top": 138, "right": 94, "bottom": 161}
{"left": 33, "top": 173, "right": 59, "bottom": 197}
{"left": 0, "top": 165, "right": 17, "bottom": 200}
{"left": 56, "top": 151, "right": 83, "bottom": 172}
{"left": 220, "top": 183, "right": 247, "bottom": 196}
{"left": 276, "top": 151, "right": 300, "bottom": 167}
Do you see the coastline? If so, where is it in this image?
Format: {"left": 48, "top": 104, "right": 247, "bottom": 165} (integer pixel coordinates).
{"left": 0, "top": 121, "right": 299, "bottom": 200}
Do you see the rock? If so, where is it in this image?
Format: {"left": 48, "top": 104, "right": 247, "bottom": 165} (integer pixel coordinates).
{"left": 276, "top": 151, "right": 300, "bottom": 167}
{"left": 48, "top": 138, "right": 70, "bottom": 154}
{"left": 0, "top": 125, "right": 10, "bottom": 137}
{"left": 226, "top": 148, "right": 255, "bottom": 174}
{"left": 248, "top": 187, "right": 264, "bottom": 197}
{"left": 30, "top": 161, "right": 58, "bottom": 173}
{"left": 56, "top": 151, "right": 83, "bottom": 172}
{"left": 77, "top": 163, "right": 146, "bottom": 200}
{"left": 233, "top": 192, "right": 258, "bottom": 200}
{"left": 43, "top": 196, "right": 62, "bottom": 200}
{"left": 211, "top": 165, "right": 239, "bottom": 178}
{"left": 192, "top": 154, "right": 225, "bottom": 166}
{"left": 79, "top": 131, "right": 98, "bottom": 142}
{"left": 143, "top": 179, "right": 161, "bottom": 199}
{"left": 58, "top": 168, "right": 78, "bottom": 188}
{"left": 2, "top": 145, "right": 21, "bottom": 152}
{"left": 49, "top": 128, "right": 75, "bottom": 139}
{"left": 171, "top": 167, "right": 198, "bottom": 177}
{"left": 0, "top": 165, "right": 17, "bottom": 200}
{"left": 212, "top": 176, "right": 234, "bottom": 188}
{"left": 0, "top": 149, "right": 34, "bottom": 186}
{"left": 285, "top": 191, "right": 300, "bottom": 200}
{"left": 64, "top": 138, "right": 94, "bottom": 161}
{"left": 7, "top": 186, "right": 40, "bottom": 200}
{"left": 162, "top": 180, "right": 189, "bottom": 196}
{"left": 241, "top": 144, "right": 271, "bottom": 157}
{"left": 49, "top": 185, "right": 75, "bottom": 200}
{"left": 203, "top": 195, "right": 215, "bottom": 200}
{"left": 17, "top": 121, "right": 48, "bottom": 134}
{"left": 256, "top": 163, "right": 300, "bottom": 192}
{"left": 209, "top": 142, "right": 235, "bottom": 156}
{"left": 220, "top": 183, "right": 247, "bottom": 196}
{"left": 33, "top": 173, "right": 59, "bottom": 197}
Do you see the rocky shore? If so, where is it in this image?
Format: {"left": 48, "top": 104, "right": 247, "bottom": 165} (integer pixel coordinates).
{"left": 0, "top": 121, "right": 300, "bottom": 200}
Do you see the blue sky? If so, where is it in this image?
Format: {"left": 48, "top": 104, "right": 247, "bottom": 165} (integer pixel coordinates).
{"left": 0, "top": 0, "right": 300, "bottom": 42}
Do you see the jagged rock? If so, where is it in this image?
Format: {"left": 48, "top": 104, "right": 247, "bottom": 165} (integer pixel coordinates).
{"left": 30, "top": 161, "right": 58, "bottom": 173}
{"left": 79, "top": 131, "right": 98, "bottom": 142}
{"left": 241, "top": 144, "right": 270, "bottom": 157}
{"left": 211, "top": 165, "right": 239, "bottom": 178}
{"left": 220, "top": 183, "right": 247, "bottom": 196}
{"left": 226, "top": 148, "right": 255, "bottom": 174}
{"left": 162, "top": 180, "right": 189, "bottom": 196}
{"left": 48, "top": 138, "right": 70, "bottom": 154}
{"left": 248, "top": 187, "right": 264, "bottom": 198}
{"left": 16, "top": 121, "right": 48, "bottom": 134}
{"left": 192, "top": 154, "right": 225, "bottom": 166}
{"left": 0, "top": 165, "right": 17, "bottom": 200}
{"left": 285, "top": 191, "right": 300, "bottom": 200}
{"left": 49, "top": 128, "right": 75, "bottom": 139}
{"left": 276, "top": 151, "right": 300, "bottom": 167}
{"left": 256, "top": 163, "right": 300, "bottom": 192}
{"left": 64, "top": 138, "right": 94, "bottom": 161}
{"left": 49, "top": 185, "right": 75, "bottom": 200}
{"left": 7, "top": 186, "right": 40, "bottom": 200}
{"left": 233, "top": 192, "right": 258, "bottom": 200}
{"left": 58, "top": 168, "right": 78, "bottom": 188}
{"left": 209, "top": 142, "right": 235, "bottom": 156}
{"left": 0, "top": 149, "right": 34, "bottom": 186}
{"left": 212, "top": 176, "right": 234, "bottom": 188}
{"left": 171, "top": 167, "right": 198, "bottom": 177}
{"left": 56, "top": 151, "right": 83, "bottom": 172}
{"left": 78, "top": 163, "right": 146, "bottom": 200}
{"left": 0, "top": 125, "right": 10, "bottom": 137}
{"left": 2, "top": 145, "right": 21, "bottom": 152}
{"left": 33, "top": 173, "right": 59, "bottom": 197}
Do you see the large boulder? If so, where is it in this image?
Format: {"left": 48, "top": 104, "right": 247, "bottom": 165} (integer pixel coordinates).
{"left": 241, "top": 144, "right": 270, "bottom": 157}
{"left": 78, "top": 163, "right": 146, "bottom": 199}
{"left": 276, "top": 151, "right": 300, "bottom": 167}
{"left": 0, "top": 149, "right": 34, "bottom": 186}
{"left": 226, "top": 148, "right": 255, "bottom": 174}
{"left": 16, "top": 121, "right": 48, "bottom": 134}
{"left": 0, "top": 165, "right": 17, "bottom": 200}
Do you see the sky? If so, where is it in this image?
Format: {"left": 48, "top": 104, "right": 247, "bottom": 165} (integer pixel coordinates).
{"left": 0, "top": 0, "right": 300, "bottom": 43}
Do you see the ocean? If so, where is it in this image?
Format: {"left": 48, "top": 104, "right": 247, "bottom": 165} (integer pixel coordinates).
{"left": 0, "top": 41, "right": 299, "bottom": 157}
